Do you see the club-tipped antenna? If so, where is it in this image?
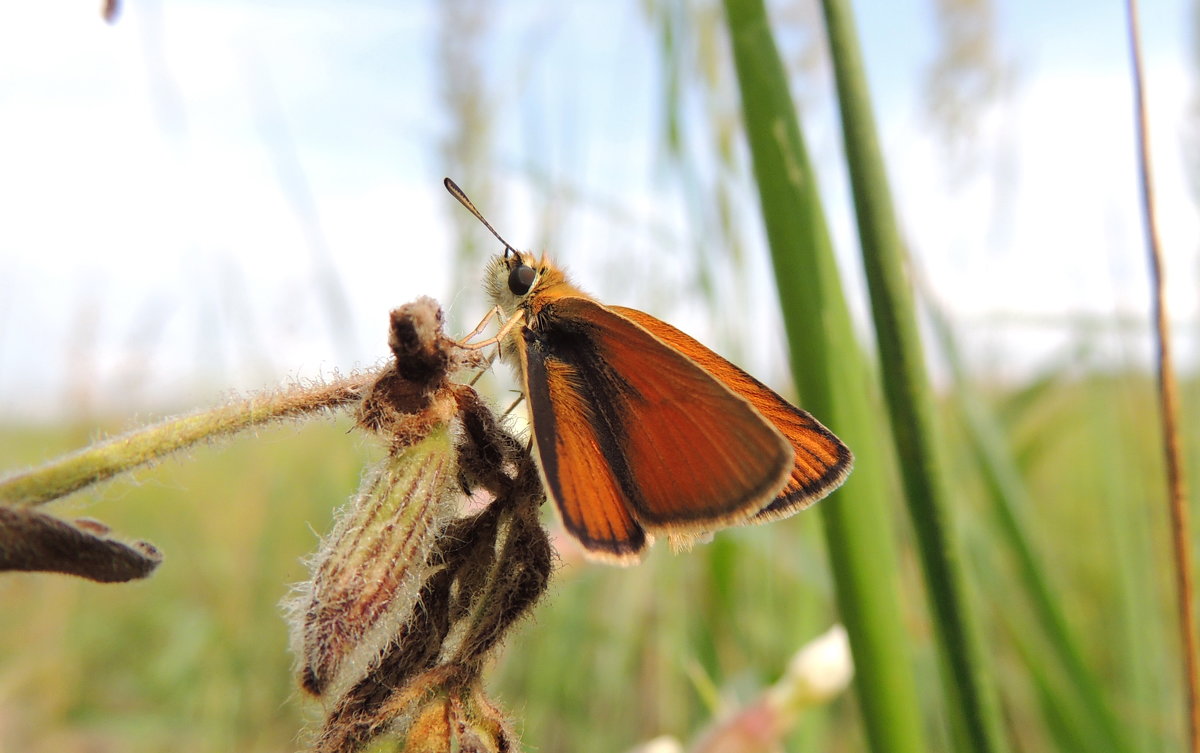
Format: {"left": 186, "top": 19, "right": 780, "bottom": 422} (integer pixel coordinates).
{"left": 444, "top": 177, "right": 516, "bottom": 255}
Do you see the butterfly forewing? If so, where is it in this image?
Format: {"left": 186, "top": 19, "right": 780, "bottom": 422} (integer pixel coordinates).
{"left": 610, "top": 306, "right": 853, "bottom": 518}
{"left": 523, "top": 351, "right": 648, "bottom": 560}
{"left": 521, "top": 297, "right": 793, "bottom": 549}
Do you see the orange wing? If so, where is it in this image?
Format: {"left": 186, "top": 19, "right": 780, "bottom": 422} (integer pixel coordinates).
{"left": 612, "top": 306, "right": 853, "bottom": 519}
{"left": 520, "top": 297, "right": 793, "bottom": 561}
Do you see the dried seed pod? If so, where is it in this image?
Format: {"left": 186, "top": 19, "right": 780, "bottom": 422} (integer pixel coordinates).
{"left": 289, "top": 426, "right": 461, "bottom": 700}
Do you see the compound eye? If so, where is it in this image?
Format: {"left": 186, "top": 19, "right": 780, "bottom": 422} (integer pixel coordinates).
{"left": 508, "top": 264, "right": 537, "bottom": 296}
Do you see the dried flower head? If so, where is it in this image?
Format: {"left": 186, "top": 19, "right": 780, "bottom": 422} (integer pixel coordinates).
{"left": 287, "top": 298, "right": 552, "bottom": 753}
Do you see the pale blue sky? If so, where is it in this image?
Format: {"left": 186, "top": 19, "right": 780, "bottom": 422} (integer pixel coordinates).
{"left": 0, "top": 0, "right": 1194, "bottom": 420}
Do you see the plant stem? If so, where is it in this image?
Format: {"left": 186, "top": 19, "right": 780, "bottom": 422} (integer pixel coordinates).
{"left": 1125, "top": 0, "right": 1199, "bottom": 748}
{"left": 816, "top": 0, "right": 1008, "bottom": 750}
{"left": 721, "top": 2, "right": 928, "bottom": 751}
{"left": 0, "top": 373, "right": 377, "bottom": 507}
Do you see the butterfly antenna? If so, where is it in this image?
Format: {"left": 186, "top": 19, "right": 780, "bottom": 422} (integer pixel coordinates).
{"left": 444, "top": 178, "right": 516, "bottom": 255}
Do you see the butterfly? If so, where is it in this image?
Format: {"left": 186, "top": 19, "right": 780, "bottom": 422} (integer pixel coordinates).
{"left": 447, "top": 178, "right": 852, "bottom": 563}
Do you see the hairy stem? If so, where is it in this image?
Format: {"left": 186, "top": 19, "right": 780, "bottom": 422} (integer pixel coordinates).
{"left": 0, "top": 372, "right": 378, "bottom": 507}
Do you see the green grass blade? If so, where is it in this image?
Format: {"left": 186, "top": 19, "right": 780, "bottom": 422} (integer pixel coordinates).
{"left": 928, "top": 306, "right": 1137, "bottom": 753}
{"left": 815, "top": 0, "right": 1009, "bottom": 750}
{"left": 721, "top": 2, "right": 928, "bottom": 752}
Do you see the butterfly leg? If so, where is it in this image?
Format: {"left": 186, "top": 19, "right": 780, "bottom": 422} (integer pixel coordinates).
{"left": 467, "top": 347, "right": 502, "bottom": 386}
{"left": 452, "top": 306, "right": 505, "bottom": 380}
{"left": 500, "top": 393, "right": 526, "bottom": 419}
{"left": 455, "top": 305, "right": 503, "bottom": 347}
{"left": 456, "top": 309, "right": 526, "bottom": 385}
{"left": 456, "top": 309, "right": 525, "bottom": 351}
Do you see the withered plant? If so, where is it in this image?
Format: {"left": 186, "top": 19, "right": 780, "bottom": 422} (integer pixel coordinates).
{"left": 0, "top": 297, "right": 553, "bottom": 753}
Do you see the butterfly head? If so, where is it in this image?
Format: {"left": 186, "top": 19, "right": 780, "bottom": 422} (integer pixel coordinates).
{"left": 485, "top": 247, "right": 564, "bottom": 317}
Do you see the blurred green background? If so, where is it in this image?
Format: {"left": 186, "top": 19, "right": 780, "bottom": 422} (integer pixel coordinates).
{"left": 2, "top": 0, "right": 1198, "bottom": 751}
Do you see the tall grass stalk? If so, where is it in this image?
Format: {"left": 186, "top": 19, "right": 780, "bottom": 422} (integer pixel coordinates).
{"left": 1125, "top": 0, "right": 1200, "bottom": 747}
{"left": 816, "top": 0, "right": 1008, "bottom": 750}
{"left": 721, "top": 2, "right": 927, "bottom": 752}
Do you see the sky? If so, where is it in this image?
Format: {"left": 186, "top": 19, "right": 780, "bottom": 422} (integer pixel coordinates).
{"left": 0, "top": 0, "right": 1196, "bottom": 421}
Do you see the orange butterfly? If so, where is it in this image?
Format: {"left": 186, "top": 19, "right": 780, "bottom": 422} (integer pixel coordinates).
{"left": 447, "top": 179, "right": 852, "bottom": 563}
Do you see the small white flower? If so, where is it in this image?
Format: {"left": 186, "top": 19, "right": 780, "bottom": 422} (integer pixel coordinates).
{"left": 766, "top": 624, "right": 854, "bottom": 715}
{"left": 626, "top": 734, "right": 685, "bottom": 753}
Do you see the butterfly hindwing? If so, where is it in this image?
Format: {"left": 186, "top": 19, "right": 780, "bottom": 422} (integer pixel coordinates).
{"left": 610, "top": 306, "right": 853, "bottom": 519}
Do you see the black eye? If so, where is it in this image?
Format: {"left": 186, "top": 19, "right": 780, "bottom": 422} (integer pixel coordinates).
{"left": 508, "top": 264, "right": 537, "bottom": 295}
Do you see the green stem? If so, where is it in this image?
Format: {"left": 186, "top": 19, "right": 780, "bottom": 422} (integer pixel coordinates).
{"left": 817, "top": 0, "right": 1008, "bottom": 750}
{"left": 721, "top": 2, "right": 928, "bottom": 752}
{"left": 0, "top": 374, "right": 376, "bottom": 507}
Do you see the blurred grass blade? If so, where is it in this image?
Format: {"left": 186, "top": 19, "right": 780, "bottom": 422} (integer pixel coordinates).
{"left": 1005, "top": 607, "right": 1107, "bottom": 753}
{"left": 816, "top": 0, "right": 1008, "bottom": 751}
{"left": 721, "top": 2, "right": 927, "bottom": 752}
{"left": 927, "top": 302, "right": 1136, "bottom": 753}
